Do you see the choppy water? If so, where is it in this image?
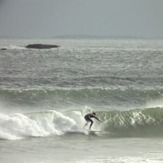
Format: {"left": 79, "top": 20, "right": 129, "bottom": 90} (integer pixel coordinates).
{"left": 0, "top": 39, "right": 163, "bottom": 163}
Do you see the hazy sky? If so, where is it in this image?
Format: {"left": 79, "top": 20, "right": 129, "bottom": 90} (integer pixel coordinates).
{"left": 0, "top": 0, "right": 163, "bottom": 38}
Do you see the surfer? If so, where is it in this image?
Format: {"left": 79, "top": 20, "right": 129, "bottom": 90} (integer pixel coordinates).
{"left": 84, "top": 112, "right": 101, "bottom": 130}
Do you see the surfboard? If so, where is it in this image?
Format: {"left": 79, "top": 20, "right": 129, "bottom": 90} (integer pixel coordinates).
{"left": 89, "top": 130, "right": 101, "bottom": 132}
{"left": 88, "top": 130, "right": 101, "bottom": 135}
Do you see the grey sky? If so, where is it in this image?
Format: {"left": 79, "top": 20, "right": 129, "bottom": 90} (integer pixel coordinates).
{"left": 0, "top": 0, "right": 163, "bottom": 38}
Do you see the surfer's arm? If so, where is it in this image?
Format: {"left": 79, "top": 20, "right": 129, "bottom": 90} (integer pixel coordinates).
{"left": 94, "top": 116, "right": 102, "bottom": 123}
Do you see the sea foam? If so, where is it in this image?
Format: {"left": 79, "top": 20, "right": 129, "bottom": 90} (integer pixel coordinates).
{"left": 0, "top": 110, "right": 84, "bottom": 140}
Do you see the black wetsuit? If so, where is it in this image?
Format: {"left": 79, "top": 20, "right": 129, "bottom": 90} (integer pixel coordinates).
{"left": 84, "top": 114, "right": 95, "bottom": 123}
{"left": 84, "top": 113, "right": 100, "bottom": 129}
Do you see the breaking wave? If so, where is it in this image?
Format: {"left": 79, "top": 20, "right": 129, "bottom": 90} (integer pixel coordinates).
{"left": 0, "top": 87, "right": 163, "bottom": 140}
{"left": 1, "top": 107, "right": 163, "bottom": 140}
{"left": 0, "top": 110, "right": 85, "bottom": 140}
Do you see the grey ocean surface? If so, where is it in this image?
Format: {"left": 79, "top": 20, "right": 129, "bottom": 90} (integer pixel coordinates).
{"left": 0, "top": 39, "right": 163, "bottom": 163}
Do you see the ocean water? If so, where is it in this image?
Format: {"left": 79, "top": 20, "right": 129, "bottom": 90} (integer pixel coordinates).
{"left": 0, "top": 39, "right": 163, "bottom": 163}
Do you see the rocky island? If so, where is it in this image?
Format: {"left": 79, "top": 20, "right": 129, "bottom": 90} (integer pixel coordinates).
{"left": 26, "top": 44, "right": 59, "bottom": 49}
{"left": 1, "top": 48, "right": 7, "bottom": 50}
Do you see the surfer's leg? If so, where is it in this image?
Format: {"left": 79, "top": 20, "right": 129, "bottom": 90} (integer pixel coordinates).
{"left": 89, "top": 119, "right": 93, "bottom": 130}
{"left": 84, "top": 122, "right": 88, "bottom": 127}
{"left": 84, "top": 116, "right": 90, "bottom": 128}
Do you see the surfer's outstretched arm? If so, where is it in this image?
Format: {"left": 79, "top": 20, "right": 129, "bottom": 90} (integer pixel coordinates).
{"left": 94, "top": 116, "right": 102, "bottom": 123}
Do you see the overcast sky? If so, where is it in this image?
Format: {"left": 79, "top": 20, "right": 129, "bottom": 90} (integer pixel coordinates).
{"left": 0, "top": 0, "right": 163, "bottom": 38}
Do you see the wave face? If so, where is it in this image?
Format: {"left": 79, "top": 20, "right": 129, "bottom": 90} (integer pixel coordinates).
{"left": 99, "top": 107, "right": 163, "bottom": 137}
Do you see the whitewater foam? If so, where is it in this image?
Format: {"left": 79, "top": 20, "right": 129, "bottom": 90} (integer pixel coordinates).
{"left": 0, "top": 110, "right": 85, "bottom": 140}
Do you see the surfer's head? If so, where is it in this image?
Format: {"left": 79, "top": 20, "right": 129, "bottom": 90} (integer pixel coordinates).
{"left": 92, "top": 112, "right": 96, "bottom": 116}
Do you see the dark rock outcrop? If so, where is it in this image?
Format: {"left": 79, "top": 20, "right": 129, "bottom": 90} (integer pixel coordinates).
{"left": 26, "top": 44, "right": 59, "bottom": 49}
{"left": 1, "top": 48, "right": 7, "bottom": 50}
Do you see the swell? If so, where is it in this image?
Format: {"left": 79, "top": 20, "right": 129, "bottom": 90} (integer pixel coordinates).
{"left": 0, "top": 88, "right": 162, "bottom": 107}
